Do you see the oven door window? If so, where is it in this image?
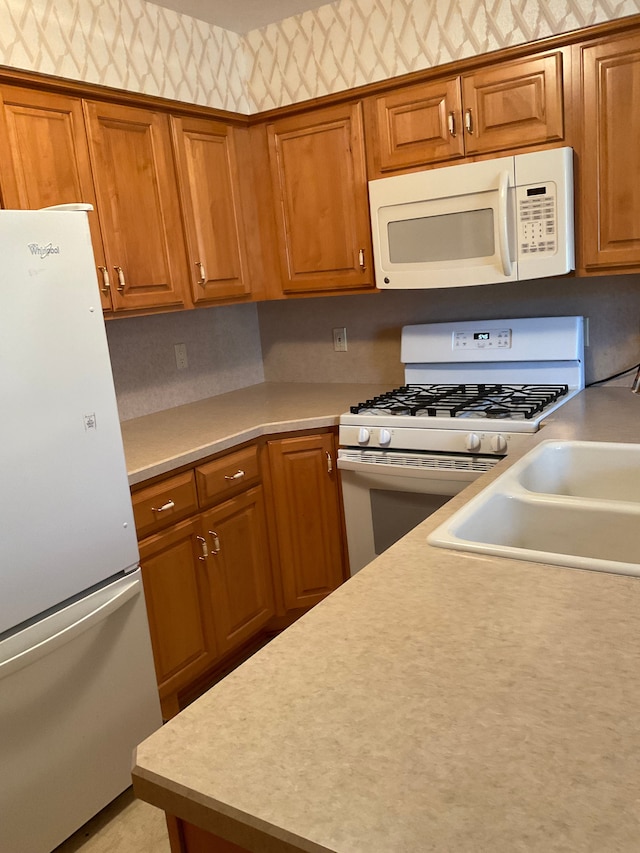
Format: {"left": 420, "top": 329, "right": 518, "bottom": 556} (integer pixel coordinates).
{"left": 370, "top": 488, "right": 452, "bottom": 555}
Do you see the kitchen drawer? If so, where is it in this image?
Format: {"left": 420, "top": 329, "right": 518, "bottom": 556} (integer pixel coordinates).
{"left": 196, "top": 445, "right": 260, "bottom": 507}
{"left": 133, "top": 471, "right": 198, "bottom": 539}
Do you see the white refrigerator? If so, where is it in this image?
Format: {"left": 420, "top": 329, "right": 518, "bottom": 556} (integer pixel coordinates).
{"left": 0, "top": 207, "right": 162, "bottom": 853}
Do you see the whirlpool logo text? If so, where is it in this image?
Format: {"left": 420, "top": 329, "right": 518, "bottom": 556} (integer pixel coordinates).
{"left": 28, "top": 242, "right": 60, "bottom": 258}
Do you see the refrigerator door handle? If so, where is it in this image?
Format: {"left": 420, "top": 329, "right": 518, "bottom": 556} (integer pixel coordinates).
{"left": 0, "top": 576, "right": 140, "bottom": 681}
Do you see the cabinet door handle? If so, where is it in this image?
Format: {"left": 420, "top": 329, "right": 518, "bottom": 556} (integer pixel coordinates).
{"left": 326, "top": 451, "right": 333, "bottom": 474}
{"left": 358, "top": 248, "right": 366, "bottom": 270}
{"left": 151, "top": 499, "right": 175, "bottom": 514}
{"left": 195, "top": 261, "right": 206, "bottom": 286}
{"left": 113, "top": 265, "right": 126, "bottom": 291}
{"left": 224, "top": 469, "right": 245, "bottom": 481}
{"left": 208, "top": 530, "right": 221, "bottom": 555}
{"left": 98, "top": 266, "right": 111, "bottom": 294}
{"left": 464, "top": 108, "right": 473, "bottom": 134}
{"left": 447, "top": 111, "right": 456, "bottom": 137}
{"left": 196, "top": 534, "right": 209, "bottom": 561}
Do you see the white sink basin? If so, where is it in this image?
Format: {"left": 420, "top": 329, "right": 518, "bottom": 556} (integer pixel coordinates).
{"left": 516, "top": 440, "right": 640, "bottom": 503}
{"left": 428, "top": 441, "right": 640, "bottom": 576}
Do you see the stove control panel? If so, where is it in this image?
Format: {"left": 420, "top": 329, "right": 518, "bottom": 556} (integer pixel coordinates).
{"left": 339, "top": 425, "right": 519, "bottom": 456}
{"left": 453, "top": 328, "right": 512, "bottom": 350}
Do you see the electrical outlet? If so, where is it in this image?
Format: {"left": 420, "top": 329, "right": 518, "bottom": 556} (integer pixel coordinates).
{"left": 333, "top": 327, "right": 348, "bottom": 352}
{"left": 174, "top": 343, "right": 188, "bottom": 370}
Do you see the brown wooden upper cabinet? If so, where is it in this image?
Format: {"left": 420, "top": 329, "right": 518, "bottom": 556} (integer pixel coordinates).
{"left": 0, "top": 85, "right": 112, "bottom": 312}
{"left": 266, "top": 102, "right": 374, "bottom": 294}
{"left": 578, "top": 30, "right": 640, "bottom": 273}
{"left": 83, "top": 100, "right": 190, "bottom": 312}
{"left": 364, "top": 51, "right": 565, "bottom": 176}
{"left": 170, "top": 116, "right": 253, "bottom": 304}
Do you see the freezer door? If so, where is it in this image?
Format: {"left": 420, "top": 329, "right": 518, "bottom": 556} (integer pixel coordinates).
{"left": 0, "top": 570, "right": 162, "bottom": 853}
{"left": 0, "top": 209, "right": 139, "bottom": 634}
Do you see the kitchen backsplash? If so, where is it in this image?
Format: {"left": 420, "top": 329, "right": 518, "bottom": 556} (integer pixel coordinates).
{"left": 1, "top": 0, "right": 638, "bottom": 112}
{"left": 258, "top": 276, "right": 640, "bottom": 390}
{"left": 106, "top": 303, "right": 264, "bottom": 420}
{"left": 107, "top": 275, "right": 640, "bottom": 422}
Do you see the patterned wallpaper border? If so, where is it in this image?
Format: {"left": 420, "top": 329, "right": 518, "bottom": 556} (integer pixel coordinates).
{"left": 0, "top": 0, "right": 639, "bottom": 113}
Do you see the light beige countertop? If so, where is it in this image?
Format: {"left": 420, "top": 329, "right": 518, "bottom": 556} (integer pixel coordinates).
{"left": 122, "top": 382, "right": 388, "bottom": 485}
{"left": 133, "top": 387, "right": 640, "bottom": 852}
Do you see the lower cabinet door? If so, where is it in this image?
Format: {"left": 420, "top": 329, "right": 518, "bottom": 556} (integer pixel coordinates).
{"left": 267, "top": 433, "right": 345, "bottom": 611}
{"left": 138, "top": 518, "right": 217, "bottom": 708}
{"left": 199, "top": 486, "right": 275, "bottom": 656}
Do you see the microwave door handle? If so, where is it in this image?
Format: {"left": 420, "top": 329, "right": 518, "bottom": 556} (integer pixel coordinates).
{"left": 497, "top": 170, "right": 513, "bottom": 277}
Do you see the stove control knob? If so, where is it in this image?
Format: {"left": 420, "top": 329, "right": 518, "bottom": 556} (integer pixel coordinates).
{"left": 357, "top": 427, "right": 371, "bottom": 445}
{"left": 491, "top": 434, "right": 508, "bottom": 454}
{"left": 466, "top": 433, "right": 481, "bottom": 452}
{"left": 379, "top": 428, "right": 392, "bottom": 447}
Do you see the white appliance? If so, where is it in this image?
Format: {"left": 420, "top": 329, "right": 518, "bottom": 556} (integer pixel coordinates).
{"left": 338, "top": 316, "right": 584, "bottom": 574}
{"left": 0, "top": 207, "right": 162, "bottom": 853}
{"left": 368, "top": 147, "right": 574, "bottom": 289}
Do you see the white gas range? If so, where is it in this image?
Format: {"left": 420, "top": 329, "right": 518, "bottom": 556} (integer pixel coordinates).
{"left": 337, "top": 316, "right": 585, "bottom": 574}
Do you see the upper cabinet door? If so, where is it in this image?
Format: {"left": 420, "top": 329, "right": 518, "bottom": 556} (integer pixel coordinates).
{"left": 267, "top": 102, "right": 374, "bottom": 294}
{"left": 462, "top": 52, "right": 564, "bottom": 156}
{"left": 0, "top": 86, "right": 111, "bottom": 311}
{"left": 364, "top": 51, "right": 565, "bottom": 177}
{"left": 364, "top": 77, "right": 465, "bottom": 175}
{"left": 83, "top": 100, "right": 190, "bottom": 312}
{"left": 170, "top": 116, "right": 252, "bottom": 304}
{"left": 579, "top": 31, "right": 640, "bottom": 272}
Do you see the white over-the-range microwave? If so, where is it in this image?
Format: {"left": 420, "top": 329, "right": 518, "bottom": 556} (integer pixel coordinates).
{"left": 368, "top": 147, "right": 574, "bottom": 289}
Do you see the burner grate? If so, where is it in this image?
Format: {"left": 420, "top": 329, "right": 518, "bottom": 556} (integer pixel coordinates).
{"left": 350, "top": 384, "right": 569, "bottom": 420}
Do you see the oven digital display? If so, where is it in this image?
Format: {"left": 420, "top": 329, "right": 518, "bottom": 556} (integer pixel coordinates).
{"left": 453, "top": 328, "right": 512, "bottom": 349}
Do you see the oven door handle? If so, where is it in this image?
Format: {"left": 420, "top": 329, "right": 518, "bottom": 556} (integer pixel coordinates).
{"left": 497, "top": 170, "right": 513, "bottom": 278}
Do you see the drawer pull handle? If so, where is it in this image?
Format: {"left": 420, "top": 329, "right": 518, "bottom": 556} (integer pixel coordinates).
{"left": 196, "top": 534, "right": 209, "bottom": 561}
{"left": 195, "top": 261, "right": 206, "bottom": 286}
{"left": 326, "top": 452, "right": 333, "bottom": 474}
{"left": 224, "top": 470, "right": 245, "bottom": 481}
{"left": 447, "top": 111, "right": 456, "bottom": 137}
{"left": 151, "top": 500, "right": 175, "bottom": 514}
{"left": 208, "top": 531, "right": 221, "bottom": 555}
{"left": 358, "top": 248, "right": 366, "bottom": 270}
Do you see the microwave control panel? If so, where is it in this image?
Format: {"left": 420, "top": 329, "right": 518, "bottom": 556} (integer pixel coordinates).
{"left": 517, "top": 182, "right": 557, "bottom": 256}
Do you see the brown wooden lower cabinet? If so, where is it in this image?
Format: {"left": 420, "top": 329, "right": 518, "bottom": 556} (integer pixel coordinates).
{"left": 135, "top": 431, "right": 346, "bottom": 718}
{"left": 166, "top": 815, "right": 303, "bottom": 853}
{"left": 138, "top": 486, "right": 274, "bottom": 719}
{"left": 139, "top": 518, "right": 218, "bottom": 720}
{"left": 266, "top": 432, "right": 346, "bottom": 610}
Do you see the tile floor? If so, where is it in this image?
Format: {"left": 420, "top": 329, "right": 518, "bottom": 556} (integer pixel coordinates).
{"left": 52, "top": 788, "right": 170, "bottom": 853}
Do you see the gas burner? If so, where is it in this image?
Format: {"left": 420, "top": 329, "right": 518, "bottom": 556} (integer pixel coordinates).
{"left": 350, "top": 384, "right": 569, "bottom": 420}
